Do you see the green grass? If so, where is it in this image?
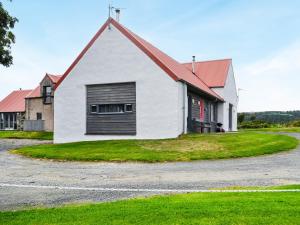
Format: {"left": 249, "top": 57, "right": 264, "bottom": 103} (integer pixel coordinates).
{"left": 241, "top": 127, "right": 300, "bottom": 133}
{"left": 0, "top": 131, "right": 53, "bottom": 140}
{"left": 12, "top": 132, "right": 298, "bottom": 162}
{"left": 213, "top": 184, "right": 300, "bottom": 190}
{"left": 1, "top": 192, "right": 300, "bottom": 225}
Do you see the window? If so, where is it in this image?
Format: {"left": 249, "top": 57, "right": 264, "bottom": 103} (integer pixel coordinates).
{"left": 43, "top": 86, "right": 52, "bottom": 97}
{"left": 125, "top": 104, "right": 133, "bottom": 112}
{"left": 43, "top": 86, "right": 52, "bottom": 104}
{"left": 99, "top": 104, "right": 125, "bottom": 114}
{"left": 90, "top": 105, "right": 97, "bottom": 113}
{"left": 36, "top": 113, "right": 42, "bottom": 120}
{"left": 3, "top": 113, "right": 16, "bottom": 130}
{"left": 89, "top": 104, "right": 134, "bottom": 114}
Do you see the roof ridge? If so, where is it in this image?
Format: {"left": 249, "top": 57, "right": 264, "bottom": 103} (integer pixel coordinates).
{"left": 110, "top": 19, "right": 223, "bottom": 100}
{"left": 55, "top": 17, "right": 223, "bottom": 100}
{"left": 182, "top": 58, "right": 232, "bottom": 65}
{"left": 46, "top": 73, "right": 62, "bottom": 77}
{"left": 12, "top": 89, "right": 33, "bottom": 93}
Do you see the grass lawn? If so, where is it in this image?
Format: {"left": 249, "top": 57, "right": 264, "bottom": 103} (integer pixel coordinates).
{"left": 12, "top": 132, "right": 298, "bottom": 162}
{"left": 1, "top": 191, "right": 300, "bottom": 225}
{"left": 241, "top": 127, "right": 300, "bottom": 133}
{"left": 0, "top": 131, "right": 53, "bottom": 140}
{"left": 213, "top": 184, "right": 300, "bottom": 190}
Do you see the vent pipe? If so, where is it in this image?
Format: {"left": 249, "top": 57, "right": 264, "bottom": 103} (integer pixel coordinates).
{"left": 192, "top": 56, "right": 196, "bottom": 74}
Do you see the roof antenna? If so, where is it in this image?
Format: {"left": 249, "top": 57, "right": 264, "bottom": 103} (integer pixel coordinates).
{"left": 108, "top": 3, "right": 114, "bottom": 30}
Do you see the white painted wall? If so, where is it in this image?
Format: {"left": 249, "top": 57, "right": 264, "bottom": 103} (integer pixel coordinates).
{"left": 54, "top": 24, "right": 185, "bottom": 143}
{"left": 178, "top": 82, "right": 188, "bottom": 134}
{"left": 212, "top": 63, "right": 238, "bottom": 131}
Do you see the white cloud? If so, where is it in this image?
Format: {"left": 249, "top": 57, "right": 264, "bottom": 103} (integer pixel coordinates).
{"left": 236, "top": 41, "right": 300, "bottom": 112}
{"left": 0, "top": 40, "right": 72, "bottom": 100}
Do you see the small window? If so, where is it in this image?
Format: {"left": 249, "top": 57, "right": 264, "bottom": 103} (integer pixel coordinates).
{"left": 43, "top": 86, "right": 52, "bottom": 104}
{"left": 125, "top": 104, "right": 133, "bottom": 112}
{"left": 37, "top": 113, "right": 42, "bottom": 120}
{"left": 43, "top": 86, "right": 52, "bottom": 97}
{"left": 89, "top": 104, "right": 134, "bottom": 114}
{"left": 98, "top": 104, "right": 125, "bottom": 114}
{"left": 90, "top": 105, "right": 97, "bottom": 113}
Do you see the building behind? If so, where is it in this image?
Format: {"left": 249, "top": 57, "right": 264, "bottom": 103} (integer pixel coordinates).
{"left": 24, "top": 74, "right": 62, "bottom": 131}
{"left": 0, "top": 74, "right": 61, "bottom": 132}
{"left": 0, "top": 90, "right": 32, "bottom": 130}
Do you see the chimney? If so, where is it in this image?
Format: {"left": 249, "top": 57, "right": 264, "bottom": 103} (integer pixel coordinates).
{"left": 192, "top": 56, "right": 196, "bottom": 74}
{"left": 115, "top": 9, "right": 121, "bottom": 22}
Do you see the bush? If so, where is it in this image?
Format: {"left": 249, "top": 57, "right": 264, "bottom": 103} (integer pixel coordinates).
{"left": 288, "top": 120, "right": 300, "bottom": 127}
{"left": 238, "top": 120, "right": 271, "bottom": 129}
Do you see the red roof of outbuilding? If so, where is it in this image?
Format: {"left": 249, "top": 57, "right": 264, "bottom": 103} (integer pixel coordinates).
{"left": 47, "top": 74, "right": 62, "bottom": 84}
{"left": 182, "top": 59, "right": 231, "bottom": 88}
{"left": 26, "top": 74, "right": 62, "bottom": 99}
{"left": 0, "top": 90, "right": 32, "bottom": 113}
{"left": 55, "top": 18, "right": 223, "bottom": 100}
{"left": 26, "top": 86, "right": 40, "bottom": 98}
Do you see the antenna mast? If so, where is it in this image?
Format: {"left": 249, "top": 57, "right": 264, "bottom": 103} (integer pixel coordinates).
{"left": 108, "top": 3, "right": 124, "bottom": 22}
{"left": 108, "top": 4, "right": 112, "bottom": 18}
{"left": 108, "top": 4, "right": 113, "bottom": 29}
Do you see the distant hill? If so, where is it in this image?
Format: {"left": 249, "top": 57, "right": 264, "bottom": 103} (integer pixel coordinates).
{"left": 238, "top": 111, "right": 300, "bottom": 124}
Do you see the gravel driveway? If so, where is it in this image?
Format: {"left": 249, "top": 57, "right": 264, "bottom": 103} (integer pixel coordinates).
{"left": 0, "top": 133, "right": 299, "bottom": 211}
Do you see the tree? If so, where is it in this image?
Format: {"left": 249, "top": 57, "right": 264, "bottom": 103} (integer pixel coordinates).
{"left": 238, "top": 113, "right": 245, "bottom": 124}
{"left": 0, "top": 0, "right": 18, "bottom": 67}
{"left": 250, "top": 114, "right": 256, "bottom": 121}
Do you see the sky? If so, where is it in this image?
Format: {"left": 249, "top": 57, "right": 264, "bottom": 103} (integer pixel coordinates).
{"left": 0, "top": 0, "right": 299, "bottom": 112}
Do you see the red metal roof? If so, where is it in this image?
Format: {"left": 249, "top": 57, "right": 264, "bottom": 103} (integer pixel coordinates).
{"left": 26, "top": 86, "right": 40, "bottom": 98}
{"left": 47, "top": 74, "right": 62, "bottom": 84}
{"left": 56, "top": 18, "right": 223, "bottom": 100}
{"left": 0, "top": 90, "right": 32, "bottom": 113}
{"left": 182, "top": 59, "right": 231, "bottom": 88}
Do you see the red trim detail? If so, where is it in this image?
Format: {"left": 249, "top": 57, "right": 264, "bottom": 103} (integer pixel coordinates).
{"left": 200, "top": 100, "right": 204, "bottom": 121}
{"left": 54, "top": 18, "right": 112, "bottom": 90}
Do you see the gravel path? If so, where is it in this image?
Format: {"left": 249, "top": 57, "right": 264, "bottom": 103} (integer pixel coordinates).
{"left": 0, "top": 133, "right": 299, "bottom": 211}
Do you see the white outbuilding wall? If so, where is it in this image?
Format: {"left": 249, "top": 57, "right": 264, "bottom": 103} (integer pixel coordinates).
{"left": 212, "top": 64, "right": 238, "bottom": 131}
{"left": 54, "top": 24, "right": 185, "bottom": 143}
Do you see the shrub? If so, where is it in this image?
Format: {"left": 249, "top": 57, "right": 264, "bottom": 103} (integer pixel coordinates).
{"left": 288, "top": 120, "right": 300, "bottom": 127}
{"left": 238, "top": 120, "right": 271, "bottom": 129}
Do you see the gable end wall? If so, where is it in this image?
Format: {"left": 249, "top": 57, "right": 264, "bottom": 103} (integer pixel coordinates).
{"left": 212, "top": 63, "right": 238, "bottom": 131}
{"left": 54, "top": 24, "right": 184, "bottom": 143}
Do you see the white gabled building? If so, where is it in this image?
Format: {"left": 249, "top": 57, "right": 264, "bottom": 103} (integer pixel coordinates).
{"left": 54, "top": 18, "right": 238, "bottom": 143}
